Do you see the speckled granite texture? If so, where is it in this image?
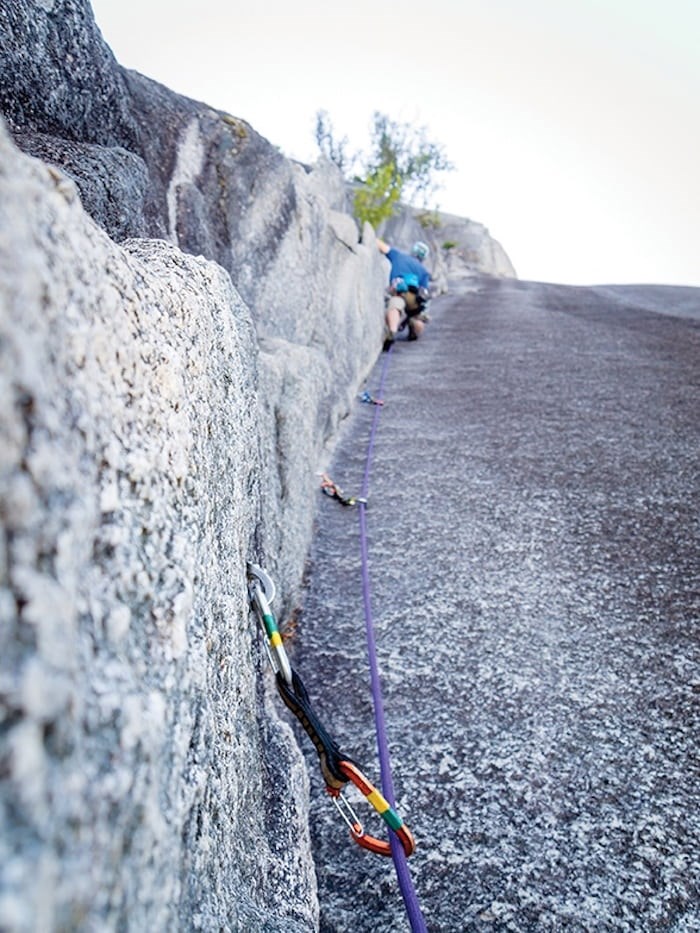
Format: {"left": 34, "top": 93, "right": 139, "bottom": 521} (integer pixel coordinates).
{"left": 0, "top": 120, "right": 322, "bottom": 931}
{"left": 295, "top": 278, "right": 700, "bottom": 932}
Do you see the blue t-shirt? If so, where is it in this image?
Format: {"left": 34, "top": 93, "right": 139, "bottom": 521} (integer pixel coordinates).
{"left": 386, "top": 248, "right": 431, "bottom": 289}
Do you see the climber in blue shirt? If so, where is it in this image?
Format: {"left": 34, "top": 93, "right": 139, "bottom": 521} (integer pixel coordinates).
{"left": 379, "top": 238, "right": 431, "bottom": 289}
{"left": 377, "top": 238, "right": 431, "bottom": 350}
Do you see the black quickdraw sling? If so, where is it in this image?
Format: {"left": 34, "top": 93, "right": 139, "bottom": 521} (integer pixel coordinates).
{"left": 248, "top": 562, "right": 415, "bottom": 858}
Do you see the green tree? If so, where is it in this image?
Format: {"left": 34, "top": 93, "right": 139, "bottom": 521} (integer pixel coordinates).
{"left": 352, "top": 161, "right": 402, "bottom": 229}
{"left": 366, "top": 112, "right": 453, "bottom": 207}
{"left": 313, "top": 109, "right": 453, "bottom": 229}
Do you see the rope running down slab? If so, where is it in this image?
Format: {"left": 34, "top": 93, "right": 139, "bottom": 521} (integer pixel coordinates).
{"left": 356, "top": 345, "right": 427, "bottom": 933}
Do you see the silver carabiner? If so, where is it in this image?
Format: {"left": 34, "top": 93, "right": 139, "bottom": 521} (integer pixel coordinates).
{"left": 247, "top": 563, "right": 293, "bottom": 686}
{"left": 247, "top": 562, "right": 276, "bottom": 604}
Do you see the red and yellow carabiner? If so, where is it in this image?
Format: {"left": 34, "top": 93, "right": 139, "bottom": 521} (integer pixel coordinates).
{"left": 327, "top": 760, "right": 415, "bottom": 857}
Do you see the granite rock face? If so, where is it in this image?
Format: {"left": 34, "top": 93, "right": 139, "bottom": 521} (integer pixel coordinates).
{"left": 299, "top": 278, "right": 700, "bottom": 931}
{"left": 0, "top": 0, "right": 515, "bottom": 314}
{"left": 0, "top": 0, "right": 387, "bottom": 336}
{"left": 0, "top": 97, "right": 386, "bottom": 933}
{"left": 0, "top": 121, "right": 326, "bottom": 931}
{"left": 0, "top": 3, "right": 390, "bottom": 925}
{"left": 0, "top": 1, "right": 388, "bottom": 913}
{"left": 0, "top": 0, "right": 390, "bottom": 612}
{"left": 0, "top": 0, "right": 388, "bottom": 550}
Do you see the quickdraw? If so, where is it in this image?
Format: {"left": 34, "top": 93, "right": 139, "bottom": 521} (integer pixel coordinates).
{"left": 359, "top": 390, "right": 384, "bottom": 407}
{"left": 247, "top": 563, "right": 415, "bottom": 859}
{"left": 319, "top": 472, "right": 365, "bottom": 507}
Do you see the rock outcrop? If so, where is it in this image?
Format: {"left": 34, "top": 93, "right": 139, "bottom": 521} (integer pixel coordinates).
{"left": 299, "top": 277, "right": 700, "bottom": 931}
{"left": 0, "top": 0, "right": 394, "bottom": 636}
{"left": 0, "top": 119, "right": 324, "bottom": 932}
{"left": 0, "top": 1, "right": 379, "bottom": 336}
{"left": 0, "top": 25, "right": 385, "bottom": 931}
{"left": 0, "top": 1, "right": 515, "bottom": 929}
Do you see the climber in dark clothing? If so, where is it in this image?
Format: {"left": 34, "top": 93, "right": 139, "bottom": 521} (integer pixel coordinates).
{"left": 377, "top": 238, "right": 431, "bottom": 349}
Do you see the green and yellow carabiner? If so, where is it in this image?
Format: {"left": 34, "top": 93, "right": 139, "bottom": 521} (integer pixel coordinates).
{"left": 247, "top": 562, "right": 293, "bottom": 686}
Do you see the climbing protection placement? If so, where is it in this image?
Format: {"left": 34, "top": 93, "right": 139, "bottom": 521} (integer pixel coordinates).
{"left": 247, "top": 344, "right": 427, "bottom": 932}
{"left": 247, "top": 560, "right": 415, "bottom": 860}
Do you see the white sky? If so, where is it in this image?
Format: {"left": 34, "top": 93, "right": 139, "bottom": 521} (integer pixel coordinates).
{"left": 90, "top": 0, "right": 700, "bottom": 287}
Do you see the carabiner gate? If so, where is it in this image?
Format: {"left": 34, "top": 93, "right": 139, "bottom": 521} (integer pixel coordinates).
{"left": 329, "top": 790, "right": 365, "bottom": 839}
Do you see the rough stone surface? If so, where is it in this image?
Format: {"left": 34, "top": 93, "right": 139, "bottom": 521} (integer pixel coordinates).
{"left": 0, "top": 0, "right": 390, "bottom": 602}
{"left": 0, "top": 3, "right": 390, "bottom": 926}
{"left": 0, "top": 0, "right": 138, "bottom": 148}
{"left": 298, "top": 278, "right": 700, "bottom": 931}
{"left": 10, "top": 128, "right": 150, "bottom": 240}
{"left": 1, "top": 0, "right": 393, "bottom": 599}
{"left": 0, "top": 121, "right": 326, "bottom": 931}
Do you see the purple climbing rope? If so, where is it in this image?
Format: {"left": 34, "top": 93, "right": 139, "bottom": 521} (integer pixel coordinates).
{"left": 357, "top": 346, "right": 428, "bottom": 933}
